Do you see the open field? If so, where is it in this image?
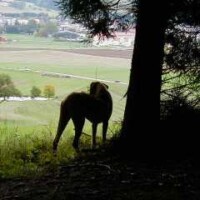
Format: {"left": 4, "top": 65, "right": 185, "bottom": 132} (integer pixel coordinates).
{"left": 0, "top": 43, "right": 131, "bottom": 125}
{"left": 0, "top": 34, "right": 131, "bottom": 177}
{"left": 0, "top": 34, "right": 89, "bottom": 49}
{"left": 0, "top": 34, "right": 134, "bottom": 54}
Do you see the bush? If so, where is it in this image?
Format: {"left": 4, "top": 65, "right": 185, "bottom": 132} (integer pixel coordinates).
{"left": 30, "top": 86, "right": 41, "bottom": 98}
{"left": 0, "top": 74, "right": 21, "bottom": 100}
{"left": 43, "top": 84, "right": 55, "bottom": 98}
{"left": 161, "top": 94, "right": 200, "bottom": 122}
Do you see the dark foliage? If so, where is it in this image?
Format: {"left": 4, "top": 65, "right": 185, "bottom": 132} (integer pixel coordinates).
{"left": 161, "top": 93, "right": 200, "bottom": 121}
{"left": 162, "top": 1, "right": 200, "bottom": 103}
{"left": 2, "top": 151, "right": 200, "bottom": 200}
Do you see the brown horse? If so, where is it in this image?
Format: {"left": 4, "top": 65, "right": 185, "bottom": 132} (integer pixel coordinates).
{"left": 53, "top": 81, "right": 113, "bottom": 152}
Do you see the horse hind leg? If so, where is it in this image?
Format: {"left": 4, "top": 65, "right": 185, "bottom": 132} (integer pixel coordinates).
{"left": 72, "top": 117, "right": 85, "bottom": 150}
{"left": 92, "top": 123, "right": 98, "bottom": 149}
{"left": 53, "top": 104, "right": 70, "bottom": 153}
{"left": 102, "top": 121, "right": 108, "bottom": 144}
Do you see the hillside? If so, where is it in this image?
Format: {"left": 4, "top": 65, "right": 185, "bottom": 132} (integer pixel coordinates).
{"left": 0, "top": 0, "right": 58, "bottom": 16}
{"left": 19, "top": 0, "right": 58, "bottom": 10}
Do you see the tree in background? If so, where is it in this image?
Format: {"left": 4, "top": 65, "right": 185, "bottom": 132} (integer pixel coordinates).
{"left": 26, "top": 19, "right": 40, "bottom": 35}
{"left": 57, "top": 0, "right": 200, "bottom": 156}
{"left": 36, "top": 22, "right": 58, "bottom": 37}
{"left": 30, "top": 86, "right": 41, "bottom": 98}
{"left": 43, "top": 84, "right": 55, "bottom": 98}
{"left": 0, "top": 74, "right": 21, "bottom": 102}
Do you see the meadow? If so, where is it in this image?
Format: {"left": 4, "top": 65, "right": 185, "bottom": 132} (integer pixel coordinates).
{"left": 0, "top": 34, "right": 130, "bottom": 177}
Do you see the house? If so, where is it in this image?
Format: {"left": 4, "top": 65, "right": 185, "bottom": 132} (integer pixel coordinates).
{"left": 92, "top": 29, "right": 135, "bottom": 47}
{"left": 0, "top": 35, "right": 7, "bottom": 42}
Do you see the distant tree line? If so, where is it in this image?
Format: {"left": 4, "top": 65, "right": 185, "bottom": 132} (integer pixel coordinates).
{"left": 18, "top": 0, "right": 58, "bottom": 10}
{"left": 5, "top": 20, "right": 39, "bottom": 35}
{"left": 4, "top": 13, "right": 49, "bottom": 18}
{"left": 5, "top": 21, "right": 58, "bottom": 36}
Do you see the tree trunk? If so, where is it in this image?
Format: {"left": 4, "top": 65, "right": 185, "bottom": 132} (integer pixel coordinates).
{"left": 120, "top": 1, "right": 169, "bottom": 156}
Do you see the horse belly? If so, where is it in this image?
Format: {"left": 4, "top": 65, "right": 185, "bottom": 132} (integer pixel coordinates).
{"left": 86, "top": 108, "right": 109, "bottom": 123}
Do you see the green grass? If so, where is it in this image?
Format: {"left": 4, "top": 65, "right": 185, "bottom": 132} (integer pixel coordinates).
{"left": 0, "top": 100, "right": 59, "bottom": 125}
{"left": 0, "top": 123, "right": 74, "bottom": 178}
{"left": 0, "top": 121, "right": 121, "bottom": 178}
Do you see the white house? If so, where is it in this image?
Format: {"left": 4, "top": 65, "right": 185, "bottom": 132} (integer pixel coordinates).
{"left": 93, "top": 29, "right": 135, "bottom": 47}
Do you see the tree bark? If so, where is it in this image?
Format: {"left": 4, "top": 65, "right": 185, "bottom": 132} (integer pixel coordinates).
{"left": 121, "top": 1, "right": 169, "bottom": 154}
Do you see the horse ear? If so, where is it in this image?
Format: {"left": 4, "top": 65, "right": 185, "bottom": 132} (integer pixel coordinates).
{"left": 103, "top": 83, "right": 109, "bottom": 89}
